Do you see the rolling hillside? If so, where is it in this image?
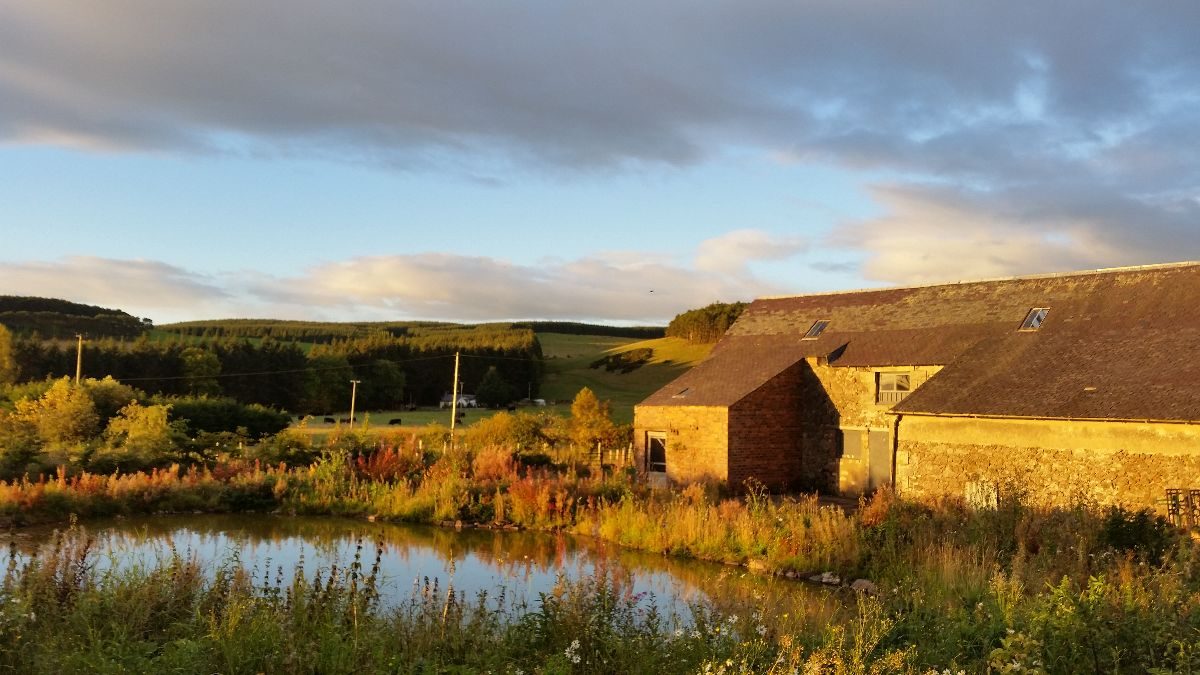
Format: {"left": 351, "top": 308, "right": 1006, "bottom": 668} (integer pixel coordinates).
{"left": 538, "top": 333, "right": 712, "bottom": 423}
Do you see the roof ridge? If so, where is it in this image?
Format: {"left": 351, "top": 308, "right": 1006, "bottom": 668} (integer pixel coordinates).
{"left": 758, "top": 260, "right": 1200, "bottom": 301}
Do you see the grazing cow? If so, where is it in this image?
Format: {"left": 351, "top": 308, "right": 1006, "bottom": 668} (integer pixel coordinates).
{"left": 339, "top": 417, "right": 351, "bottom": 423}
{"left": 388, "top": 418, "right": 403, "bottom": 425}
{"left": 506, "top": 404, "right": 516, "bottom": 412}
{"left": 323, "top": 417, "right": 336, "bottom": 424}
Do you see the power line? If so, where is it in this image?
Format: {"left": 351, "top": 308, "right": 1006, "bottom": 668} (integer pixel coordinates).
{"left": 113, "top": 352, "right": 459, "bottom": 383}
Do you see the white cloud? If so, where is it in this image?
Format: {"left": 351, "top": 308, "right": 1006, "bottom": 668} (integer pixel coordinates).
{"left": 0, "top": 239, "right": 795, "bottom": 324}
{"left": 833, "top": 184, "right": 1197, "bottom": 285}
{"left": 0, "top": 257, "right": 229, "bottom": 318}
{"left": 249, "top": 250, "right": 781, "bottom": 323}
{"left": 694, "top": 229, "right": 807, "bottom": 274}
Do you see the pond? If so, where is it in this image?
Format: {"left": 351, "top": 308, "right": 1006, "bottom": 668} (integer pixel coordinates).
{"left": 1, "top": 514, "right": 843, "bottom": 625}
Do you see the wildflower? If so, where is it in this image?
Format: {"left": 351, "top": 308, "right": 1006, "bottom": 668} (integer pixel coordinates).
{"left": 756, "top": 624, "right": 767, "bottom": 636}
{"left": 727, "top": 613, "right": 739, "bottom": 624}
{"left": 674, "top": 628, "right": 684, "bottom": 637}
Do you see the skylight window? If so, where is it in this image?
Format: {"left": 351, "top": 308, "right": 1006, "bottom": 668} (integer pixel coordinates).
{"left": 1019, "top": 308, "right": 1050, "bottom": 331}
{"left": 802, "top": 320, "right": 830, "bottom": 340}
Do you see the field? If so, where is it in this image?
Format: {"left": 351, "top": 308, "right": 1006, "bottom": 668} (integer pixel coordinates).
{"left": 538, "top": 333, "right": 712, "bottom": 423}
{"left": 288, "top": 332, "right": 712, "bottom": 430}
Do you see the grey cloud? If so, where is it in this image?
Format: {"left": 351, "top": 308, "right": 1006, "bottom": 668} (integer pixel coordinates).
{"left": 4, "top": 1, "right": 1200, "bottom": 282}
{"left": 5, "top": 1, "right": 1197, "bottom": 170}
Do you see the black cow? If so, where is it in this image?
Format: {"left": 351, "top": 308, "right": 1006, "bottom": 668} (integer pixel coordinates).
{"left": 323, "top": 417, "right": 336, "bottom": 424}
{"left": 388, "top": 418, "right": 403, "bottom": 425}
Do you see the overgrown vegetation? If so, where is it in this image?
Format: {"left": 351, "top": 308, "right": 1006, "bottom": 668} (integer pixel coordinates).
{"left": 3, "top": 462, "right": 1199, "bottom": 672}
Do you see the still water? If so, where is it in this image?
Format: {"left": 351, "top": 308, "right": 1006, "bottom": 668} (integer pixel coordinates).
{"left": 2, "top": 514, "right": 838, "bottom": 622}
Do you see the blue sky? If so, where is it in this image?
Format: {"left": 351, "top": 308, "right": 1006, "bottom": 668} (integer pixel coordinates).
{"left": 2, "top": 1, "right": 1198, "bottom": 324}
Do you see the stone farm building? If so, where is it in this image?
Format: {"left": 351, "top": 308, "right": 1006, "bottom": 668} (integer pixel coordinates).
{"left": 633, "top": 262, "right": 1200, "bottom": 509}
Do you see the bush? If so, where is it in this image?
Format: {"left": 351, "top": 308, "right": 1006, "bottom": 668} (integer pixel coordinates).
{"left": 1098, "top": 505, "right": 1176, "bottom": 565}
{"left": 162, "top": 396, "right": 291, "bottom": 438}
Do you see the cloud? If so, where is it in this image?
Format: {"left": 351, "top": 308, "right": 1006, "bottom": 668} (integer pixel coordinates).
{"left": 834, "top": 183, "right": 1200, "bottom": 284}
{"left": 4, "top": 1, "right": 1200, "bottom": 281}
{"left": 694, "top": 229, "right": 807, "bottom": 274}
{"left": 0, "top": 242, "right": 789, "bottom": 324}
{"left": 3, "top": 2, "right": 1196, "bottom": 171}
{"left": 248, "top": 250, "right": 780, "bottom": 323}
{"left": 0, "top": 257, "right": 229, "bottom": 317}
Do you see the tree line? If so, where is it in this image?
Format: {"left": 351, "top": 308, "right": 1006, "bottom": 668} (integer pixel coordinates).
{"left": 0, "top": 296, "right": 149, "bottom": 339}
{"left": 161, "top": 318, "right": 666, "bottom": 343}
{"left": 665, "top": 301, "right": 747, "bottom": 343}
{"left": 0, "top": 327, "right": 543, "bottom": 414}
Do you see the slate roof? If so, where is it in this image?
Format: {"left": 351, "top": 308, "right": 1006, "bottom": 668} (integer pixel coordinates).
{"left": 639, "top": 262, "right": 1200, "bottom": 421}
{"left": 895, "top": 329, "right": 1200, "bottom": 421}
{"left": 638, "top": 334, "right": 841, "bottom": 407}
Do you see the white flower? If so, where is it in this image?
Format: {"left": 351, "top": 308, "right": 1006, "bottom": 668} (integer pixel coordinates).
{"left": 674, "top": 628, "right": 684, "bottom": 637}
{"left": 756, "top": 624, "right": 767, "bottom": 636}
{"left": 570, "top": 639, "right": 580, "bottom": 650}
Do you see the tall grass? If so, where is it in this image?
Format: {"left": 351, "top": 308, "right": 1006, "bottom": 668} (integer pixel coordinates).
{"left": 0, "top": 524, "right": 916, "bottom": 674}
{"left": 5, "top": 443, "right": 1200, "bottom": 672}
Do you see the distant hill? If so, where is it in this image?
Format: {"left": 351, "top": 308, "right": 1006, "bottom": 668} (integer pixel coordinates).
{"left": 0, "top": 296, "right": 148, "bottom": 339}
{"left": 158, "top": 319, "right": 665, "bottom": 343}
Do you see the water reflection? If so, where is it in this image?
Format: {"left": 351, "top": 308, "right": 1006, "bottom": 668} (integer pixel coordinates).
{"left": 2, "top": 514, "right": 843, "bottom": 625}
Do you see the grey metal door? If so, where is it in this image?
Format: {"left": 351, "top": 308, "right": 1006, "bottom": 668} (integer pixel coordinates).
{"left": 867, "top": 429, "right": 892, "bottom": 490}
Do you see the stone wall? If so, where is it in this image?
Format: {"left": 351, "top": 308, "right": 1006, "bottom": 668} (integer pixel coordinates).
{"left": 632, "top": 405, "right": 729, "bottom": 484}
{"left": 895, "top": 414, "right": 1200, "bottom": 510}
{"left": 800, "top": 361, "right": 943, "bottom": 495}
{"left": 728, "top": 361, "right": 809, "bottom": 490}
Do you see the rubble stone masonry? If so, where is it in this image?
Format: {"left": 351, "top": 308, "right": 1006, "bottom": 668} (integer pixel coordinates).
{"left": 895, "top": 414, "right": 1200, "bottom": 509}
{"left": 632, "top": 405, "right": 729, "bottom": 484}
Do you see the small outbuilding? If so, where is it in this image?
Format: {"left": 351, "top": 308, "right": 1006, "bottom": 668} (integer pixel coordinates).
{"left": 633, "top": 262, "right": 1200, "bottom": 509}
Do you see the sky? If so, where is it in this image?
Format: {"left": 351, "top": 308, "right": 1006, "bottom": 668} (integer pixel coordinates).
{"left": 1, "top": 1, "right": 1198, "bottom": 325}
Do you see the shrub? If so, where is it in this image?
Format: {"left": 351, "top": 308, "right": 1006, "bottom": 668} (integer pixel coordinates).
{"left": 1098, "top": 505, "right": 1176, "bottom": 565}
{"left": 163, "top": 396, "right": 291, "bottom": 438}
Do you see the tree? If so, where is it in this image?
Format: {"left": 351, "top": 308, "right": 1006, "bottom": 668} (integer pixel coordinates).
{"left": 475, "top": 366, "right": 513, "bottom": 408}
{"left": 0, "top": 324, "right": 16, "bottom": 385}
{"left": 100, "top": 401, "right": 183, "bottom": 470}
{"left": 362, "top": 360, "right": 406, "bottom": 409}
{"left": 181, "top": 346, "right": 222, "bottom": 396}
{"left": 568, "top": 387, "right": 616, "bottom": 449}
{"left": 15, "top": 377, "right": 99, "bottom": 446}
{"left": 81, "top": 376, "right": 140, "bottom": 424}
{"left": 301, "top": 354, "right": 354, "bottom": 414}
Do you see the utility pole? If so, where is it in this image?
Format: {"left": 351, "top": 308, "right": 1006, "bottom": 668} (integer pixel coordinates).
{"left": 450, "top": 351, "right": 460, "bottom": 432}
{"left": 74, "top": 334, "right": 83, "bottom": 385}
{"left": 349, "top": 379, "right": 361, "bottom": 427}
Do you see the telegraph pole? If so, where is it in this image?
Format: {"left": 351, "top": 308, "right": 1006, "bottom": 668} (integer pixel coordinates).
{"left": 349, "top": 379, "right": 361, "bottom": 427}
{"left": 74, "top": 334, "right": 83, "bottom": 385}
{"left": 450, "top": 351, "right": 460, "bottom": 432}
